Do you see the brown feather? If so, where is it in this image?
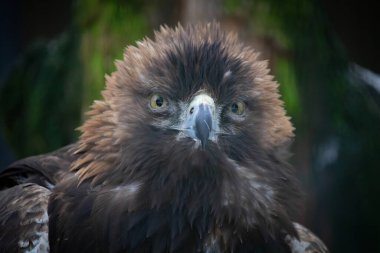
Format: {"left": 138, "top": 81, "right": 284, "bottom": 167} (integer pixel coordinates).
{"left": 72, "top": 22, "right": 293, "bottom": 183}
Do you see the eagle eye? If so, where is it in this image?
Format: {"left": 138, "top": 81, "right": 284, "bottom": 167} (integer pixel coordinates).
{"left": 229, "top": 101, "right": 246, "bottom": 115}
{"left": 150, "top": 94, "right": 168, "bottom": 110}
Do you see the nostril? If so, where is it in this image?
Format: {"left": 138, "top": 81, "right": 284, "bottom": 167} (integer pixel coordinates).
{"left": 190, "top": 107, "right": 194, "bottom": 114}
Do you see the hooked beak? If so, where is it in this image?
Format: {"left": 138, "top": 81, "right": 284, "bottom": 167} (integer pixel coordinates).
{"left": 194, "top": 103, "right": 213, "bottom": 148}
{"left": 182, "top": 94, "right": 217, "bottom": 149}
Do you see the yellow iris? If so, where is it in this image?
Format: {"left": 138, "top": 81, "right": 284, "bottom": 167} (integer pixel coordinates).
{"left": 229, "top": 101, "right": 245, "bottom": 115}
{"left": 150, "top": 94, "right": 167, "bottom": 109}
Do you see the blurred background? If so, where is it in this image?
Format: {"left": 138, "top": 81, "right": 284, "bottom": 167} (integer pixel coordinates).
{"left": 0, "top": 0, "right": 379, "bottom": 252}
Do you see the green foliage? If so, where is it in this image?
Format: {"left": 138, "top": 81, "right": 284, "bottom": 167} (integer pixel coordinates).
{"left": 75, "top": 0, "right": 149, "bottom": 110}
{"left": 0, "top": 33, "right": 82, "bottom": 157}
{"left": 0, "top": 1, "right": 149, "bottom": 157}
{"left": 275, "top": 57, "right": 301, "bottom": 121}
{"left": 223, "top": 0, "right": 241, "bottom": 13}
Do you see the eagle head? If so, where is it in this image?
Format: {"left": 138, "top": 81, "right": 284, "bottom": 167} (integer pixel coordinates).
{"left": 70, "top": 23, "right": 299, "bottom": 246}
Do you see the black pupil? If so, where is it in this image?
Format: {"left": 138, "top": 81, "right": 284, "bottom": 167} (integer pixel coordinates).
{"left": 231, "top": 103, "right": 239, "bottom": 113}
{"left": 156, "top": 96, "right": 164, "bottom": 107}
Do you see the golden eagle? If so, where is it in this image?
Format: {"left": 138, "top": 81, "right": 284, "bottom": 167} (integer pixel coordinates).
{"left": 0, "top": 23, "right": 328, "bottom": 253}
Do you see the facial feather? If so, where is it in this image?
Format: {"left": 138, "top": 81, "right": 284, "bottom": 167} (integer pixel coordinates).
{"left": 66, "top": 22, "right": 299, "bottom": 251}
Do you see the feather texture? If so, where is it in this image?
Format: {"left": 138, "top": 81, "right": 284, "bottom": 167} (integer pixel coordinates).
{"left": 0, "top": 23, "right": 328, "bottom": 253}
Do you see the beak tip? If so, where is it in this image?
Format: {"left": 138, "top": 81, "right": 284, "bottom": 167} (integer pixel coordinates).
{"left": 194, "top": 107, "right": 212, "bottom": 147}
{"left": 200, "top": 139, "right": 207, "bottom": 150}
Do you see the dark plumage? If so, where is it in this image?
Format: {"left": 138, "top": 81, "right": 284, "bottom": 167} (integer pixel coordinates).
{"left": 0, "top": 23, "right": 328, "bottom": 253}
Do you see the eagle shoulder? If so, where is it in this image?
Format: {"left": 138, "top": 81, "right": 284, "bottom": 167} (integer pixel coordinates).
{"left": 0, "top": 144, "right": 75, "bottom": 253}
{"left": 0, "top": 183, "right": 50, "bottom": 253}
{"left": 286, "top": 222, "right": 329, "bottom": 253}
{"left": 0, "top": 144, "right": 75, "bottom": 189}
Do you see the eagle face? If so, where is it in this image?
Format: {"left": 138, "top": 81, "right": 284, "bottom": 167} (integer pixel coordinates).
{"left": 59, "top": 23, "right": 300, "bottom": 252}
{"left": 154, "top": 92, "right": 220, "bottom": 149}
